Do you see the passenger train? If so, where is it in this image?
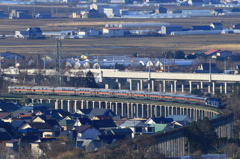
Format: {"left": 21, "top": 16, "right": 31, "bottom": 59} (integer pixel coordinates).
{"left": 8, "top": 86, "right": 223, "bottom": 108}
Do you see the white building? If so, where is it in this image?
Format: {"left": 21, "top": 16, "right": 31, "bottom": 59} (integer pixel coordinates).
{"left": 102, "top": 28, "right": 128, "bottom": 36}
{"left": 15, "top": 31, "right": 29, "bottom": 38}
{"left": 90, "top": 3, "right": 120, "bottom": 13}
{"left": 104, "top": 8, "right": 120, "bottom": 18}
{"left": 78, "top": 28, "right": 100, "bottom": 36}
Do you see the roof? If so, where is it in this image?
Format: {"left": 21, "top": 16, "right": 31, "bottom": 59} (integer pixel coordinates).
{"left": 211, "top": 22, "right": 222, "bottom": 26}
{"left": 0, "top": 52, "right": 23, "bottom": 58}
{"left": 92, "top": 119, "right": 117, "bottom": 129}
{"left": 17, "top": 128, "right": 42, "bottom": 134}
{"left": 0, "top": 112, "right": 12, "bottom": 119}
{"left": 0, "top": 131, "right": 13, "bottom": 140}
{"left": 166, "top": 115, "right": 190, "bottom": 121}
{"left": 78, "top": 118, "right": 92, "bottom": 125}
{"left": 146, "top": 117, "right": 173, "bottom": 124}
{"left": 59, "top": 120, "right": 75, "bottom": 126}
{"left": 111, "top": 128, "right": 132, "bottom": 134}
{"left": 204, "top": 49, "right": 220, "bottom": 55}
{"left": 75, "top": 125, "right": 93, "bottom": 133}
{"left": 28, "top": 123, "right": 52, "bottom": 130}
{"left": 11, "top": 120, "right": 25, "bottom": 129}
{"left": 119, "top": 120, "right": 146, "bottom": 127}
{"left": 191, "top": 26, "right": 211, "bottom": 30}
{"left": 150, "top": 124, "right": 168, "bottom": 132}
{"left": 79, "top": 109, "right": 92, "bottom": 115}
{"left": 0, "top": 102, "right": 22, "bottom": 111}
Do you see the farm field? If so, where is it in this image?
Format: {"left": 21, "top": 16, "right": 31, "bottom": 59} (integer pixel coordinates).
{"left": 0, "top": 4, "right": 240, "bottom": 57}
{"left": 1, "top": 34, "right": 240, "bottom": 57}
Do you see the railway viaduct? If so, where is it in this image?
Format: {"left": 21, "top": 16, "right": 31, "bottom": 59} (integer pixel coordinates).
{"left": 26, "top": 95, "right": 233, "bottom": 157}
{"left": 2, "top": 68, "right": 240, "bottom": 94}
{"left": 2, "top": 68, "right": 236, "bottom": 157}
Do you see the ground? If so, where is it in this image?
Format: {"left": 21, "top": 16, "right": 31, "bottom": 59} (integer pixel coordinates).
{"left": 0, "top": 4, "right": 240, "bottom": 57}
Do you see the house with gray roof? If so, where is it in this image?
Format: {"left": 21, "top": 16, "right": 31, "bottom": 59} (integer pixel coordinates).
{"left": 75, "top": 125, "right": 101, "bottom": 140}
{"left": 166, "top": 115, "right": 193, "bottom": 126}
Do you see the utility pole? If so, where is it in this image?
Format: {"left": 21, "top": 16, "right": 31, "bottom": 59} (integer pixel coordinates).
{"left": 55, "top": 37, "right": 62, "bottom": 86}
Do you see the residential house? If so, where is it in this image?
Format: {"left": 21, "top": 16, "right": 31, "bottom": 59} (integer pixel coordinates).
{"left": 27, "top": 28, "right": 43, "bottom": 39}
{"left": 210, "top": 22, "right": 223, "bottom": 30}
{"left": 0, "top": 52, "right": 24, "bottom": 61}
{"left": 59, "top": 119, "right": 75, "bottom": 130}
{"left": 9, "top": 9, "right": 32, "bottom": 19}
{"left": 232, "top": 23, "right": 240, "bottom": 29}
{"left": 0, "top": 102, "right": 22, "bottom": 112}
{"left": 0, "top": 112, "right": 12, "bottom": 123}
{"left": 155, "top": 7, "right": 167, "bottom": 14}
{"left": 120, "top": 9, "right": 129, "bottom": 15}
{"left": 104, "top": 8, "right": 120, "bottom": 18}
{"left": 16, "top": 128, "right": 43, "bottom": 138}
{"left": 90, "top": 3, "right": 110, "bottom": 13}
{"left": 166, "top": 115, "right": 193, "bottom": 126}
{"left": 119, "top": 120, "right": 152, "bottom": 137}
{"left": 150, "top": 123, "right": 177, "bottom": 133}
{"left": 78, "top": 28, "right": 100, "bottom": 36}
{"left": 15, "top": 27, "right": 43, "bottom": 39}
{"left": 104, "top": 128, "right": 133, "bottom": 138}
{"left": 203, "top": 49, "right": 220, "bottom": 56}
{"left": 102, "top": 28, "right": 129, "bottom": 37}
{"left": 212, "top": 50, "right": 233, "bottom": 59}
{"left": 92, "top": 119, "right": 117, "bottom": 129}
{"left": 0, "top": 128, "right": 14, "bottom": 145}
{"left": 11, "top": 120, "right": 27, "bottom": 131}
{"left": 88, "top": 108, "right": 118, "bottom": 118}
{"left": 71, "top": 12, "right": 82, "bottom": 18}
{"left": 74, "top": 125, "right": 101, "bottom": 140}
{"left": 144, "top": 117, "right": 173, "bottom": 125}
{"left": 74, "top": 118, "right": 92, "bottom": 126}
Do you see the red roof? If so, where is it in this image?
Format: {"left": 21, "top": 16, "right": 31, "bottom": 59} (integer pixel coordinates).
{"left": 204, "top": 49, "right": 220, "bottom": 55}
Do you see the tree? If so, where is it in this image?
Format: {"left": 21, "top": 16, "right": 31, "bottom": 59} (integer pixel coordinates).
{"left": 85, "top": 71, "right": 98, "bottom": 88}
{"left": 175, "top": 50, "right": 185, "bottom": 59}
{"left": 191, "top": 89, "right": 204, "bottom": 96}
{"left": 186, "top": 117, "right": 218, "bottom": 154}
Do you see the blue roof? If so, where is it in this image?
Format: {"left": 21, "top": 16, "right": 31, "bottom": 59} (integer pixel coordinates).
{"left": 0, "top": 52, "right": 23, "bottom": 58}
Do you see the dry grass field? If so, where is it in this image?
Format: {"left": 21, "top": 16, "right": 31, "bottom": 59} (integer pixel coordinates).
{"left": 0, "top": 4, "right": 240, "bottom": 57}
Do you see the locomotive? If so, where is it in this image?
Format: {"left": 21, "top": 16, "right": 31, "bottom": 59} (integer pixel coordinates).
{"left": 8, "top": 86, "right": 223, "bottom": 108}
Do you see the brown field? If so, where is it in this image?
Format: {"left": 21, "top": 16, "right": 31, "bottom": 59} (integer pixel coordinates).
{"left": 0, "top": 4, "right": 240, "bottom": 57}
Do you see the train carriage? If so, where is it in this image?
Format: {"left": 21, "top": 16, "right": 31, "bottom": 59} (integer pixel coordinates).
{"left": 114, "top": 90, "right": 132, "bottom": 98}
{"left": 30, "top": 86, "right": 54, "bottom": 95}
{"left": 148, "top": 92, "right": 160, "bottom": 100}
{"left": 76, "top": 88, "right": 96, "bottom": 97}
{"left": 8, "top": 86, "right": 32, "bottom": 94}
{"left": 8, "top": 85, "right": 223, "bottom": 109}
{"left": 95, "top": 89, "right": 114, "bottom": 98}
{"left": 132, "top": 91, "right": 149, "bottom": 100}
{"left": 53, "top": 87, "right": 76, "bottom": 96}
{"left": 160, "top": 93, "right": 176, "bottom": 102}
